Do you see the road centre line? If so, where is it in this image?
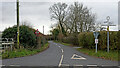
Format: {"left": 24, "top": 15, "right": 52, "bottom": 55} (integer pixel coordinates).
{"left": 58, "top": 55, "right": 64, "bottom": 67}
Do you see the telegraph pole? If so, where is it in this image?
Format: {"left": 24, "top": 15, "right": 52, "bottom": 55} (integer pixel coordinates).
{"left": 17, "top": 0, "right": 20, "bottom": 49}
{"left": 43, "top": 26, "right": 44, "bottom": 35}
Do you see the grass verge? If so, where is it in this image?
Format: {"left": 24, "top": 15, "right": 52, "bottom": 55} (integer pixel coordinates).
{"left": 77, "top": 48, "right": 119, "bottom": 61}
{"left": 54, "top": 41, "right": 73, "bottom": 46}
{"left": 2, "top": 43, "right": 49, "bottom": 59}
{"left": 54, "top": 41, "right": 119, "bottom": 61}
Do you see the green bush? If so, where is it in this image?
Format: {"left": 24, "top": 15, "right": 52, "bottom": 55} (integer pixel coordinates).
{"left": 85, "top": 32, "right": 94, "bottom": 49}
{"left": 98, "top": 31, "right": 107, "bottom": 50}
{"left": 2, "top": 25, "right": 37, "bottom": 48}
{"left": 63, "top": 33, "right": 79, "bottom": 45}
{"left": 78, "top": 33, "right": 86, "bottom": 47}
{"left": 109, "top": 31, "right": 118, "bottom": 50}
{"left": 117, "top": 31, "right": 119, "bottom": 50}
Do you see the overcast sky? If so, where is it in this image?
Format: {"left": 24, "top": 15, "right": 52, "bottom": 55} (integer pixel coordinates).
{"left": 0, "top": 0, "right": 119, "bottom": 34}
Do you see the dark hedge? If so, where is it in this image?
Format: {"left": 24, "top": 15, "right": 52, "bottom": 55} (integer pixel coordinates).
{"left": 2, "top": 25, "right": 37, "bottom": 48}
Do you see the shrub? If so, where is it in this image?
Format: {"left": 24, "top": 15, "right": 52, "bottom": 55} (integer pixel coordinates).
{"left": 2, "top": 25, "right": 37, "bottom": 48}
{"left": 98, "top": 31, "right": 107, "bottom": 50}
{"left": 78, "top": 32, "right": 86, "bottom": 47}
{"left": 63, "top": 33, "right": 79, "bottom": 45}
{"left": 85, "top": 32, "right": 94, "bottom": 49}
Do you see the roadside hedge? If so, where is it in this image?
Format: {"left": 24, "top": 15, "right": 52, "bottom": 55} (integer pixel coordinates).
{"left": 78, "top": 31, "right": 119, "bottom": 50}
{"left": 2, "top": 25, "right": 37, "bottom": 48}
{"left": 62, "top": 33, "right": 79, "bottom": 46}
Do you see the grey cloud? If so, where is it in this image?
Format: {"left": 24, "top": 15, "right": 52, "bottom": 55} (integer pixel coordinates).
{"left": 2, "top": 2, "right": 16, "bottom": 24}
{"left": 0, "top": 1, "right": 119, "bottom": 33}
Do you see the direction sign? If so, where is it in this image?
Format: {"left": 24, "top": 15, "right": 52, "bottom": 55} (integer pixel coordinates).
{"left": 93, "top": 32, "right": 99, "bottom": 53}
{"left": 93, "top": 32, "right": 100, "bottom": 39}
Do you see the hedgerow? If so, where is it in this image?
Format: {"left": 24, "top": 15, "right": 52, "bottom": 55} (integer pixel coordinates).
{"left": 78, "top": 31, "right": 119, "bottom": 50}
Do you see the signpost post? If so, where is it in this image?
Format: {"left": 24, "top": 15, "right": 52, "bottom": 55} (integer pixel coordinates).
{"left": 93, "top": 32, "right": 100, "bottom": 53}
{"left": 101, "top": 16, "right": 116, "bottom": 53}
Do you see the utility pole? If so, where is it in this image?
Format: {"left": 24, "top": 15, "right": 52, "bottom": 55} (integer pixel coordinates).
{"left": 102, "top": 16, "right": 116, "bottom": 53}
{"left": 43, "top": 26, "right": 44, "bottom": 35}
{"left": 17, "top": 0, "right": 20, "bottom": 49}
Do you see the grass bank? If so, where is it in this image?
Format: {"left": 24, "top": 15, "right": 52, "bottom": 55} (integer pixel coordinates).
{"left": 77, "top": 48, "right": 119, "bottom": 61}
{"left": 2, "top": 43, "right": 49, "bottom": 59}
{"left": 54, "top": 41, "right": 119, "bottom": 61}
{"left": 54, "top": 41, "right": 73, "bottom": 46}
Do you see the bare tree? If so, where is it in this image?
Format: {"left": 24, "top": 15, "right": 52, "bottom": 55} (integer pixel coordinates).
{"left": 64, "top": 2, "right": 96, "bottom": 34}
{"left": 49, "top": 2, "right": 68, "bottom": 35}
{"left": 49, "top": 2, "right": 97, "bottom": 36}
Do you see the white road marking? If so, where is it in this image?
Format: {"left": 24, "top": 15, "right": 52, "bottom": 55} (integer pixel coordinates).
{"left": 58, "top": 46, "right": 61, "bottom": 48}
{"left": 0, "top": 65, "right": 5, "bottom": 66}
{"left": 61, "top": 64, "right": 69, "bottom": 66}
{"left": 101, "top": 65, "right": 113, "bottom": 67}
{"left": 9, "top": 65, "right": 20, "bottom": 66}
{"left": 61, "top": 49, "right": 64, "bottom": 53}
{"left": 58, "top": 55, "right": 64, "bottom": 67}
{"left": 71, "top": 54, "right": 86, "bottom": 60}
{"left": 74, "top": 65, "right": 83, "bottom": 66}
{"left": 87, "top": 65, "right": 97, "bottom": 66}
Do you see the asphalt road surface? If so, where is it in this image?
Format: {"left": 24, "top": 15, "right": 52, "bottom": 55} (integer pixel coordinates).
{"left": 1, "top": 41, "right": 119, "bottom": 67}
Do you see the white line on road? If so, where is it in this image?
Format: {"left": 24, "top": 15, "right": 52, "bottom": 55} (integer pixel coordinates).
{"left": 58, "top": 55, "right": 63, "bottom": 67}
{"left": 87, "top": 65, "right": 97, "bottom": 66}
{"left": 61, "top": 49, "right": 64, "bottom": 53}
{"left": 71, "top": 54, "right": 86, "bottom": 60}
{"left": 9, "top": 65, "right": 20, "bottom": 66}
{"left": 61, "top": 64, "right": 69, "bottom": 66}
{"left": 0, "top": 65, "right": 5, "bottom": 66}
{"left": 101, "top": 65, "right": 107, "bottom": 66}
{"left": 58, "top": 46, "right": 61, "bottom": 48}
{"left": 74, "top": 65, "right": 83, "bottom": 66}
